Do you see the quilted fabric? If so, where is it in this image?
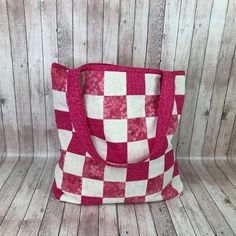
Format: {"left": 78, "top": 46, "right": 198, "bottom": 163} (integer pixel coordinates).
{"left": 51, "top": 63, "right": 185, "bottom": 205}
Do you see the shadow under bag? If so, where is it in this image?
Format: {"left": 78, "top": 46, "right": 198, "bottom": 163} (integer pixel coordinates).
{"left": 51, "top": 63, "right": 185, "bottom": 205}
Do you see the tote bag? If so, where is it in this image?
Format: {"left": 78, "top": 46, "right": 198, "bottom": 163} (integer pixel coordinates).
{"left": 51, "top": 63, "right": 185, "bottom": 205}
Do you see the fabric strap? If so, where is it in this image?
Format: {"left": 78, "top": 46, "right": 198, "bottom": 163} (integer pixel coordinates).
{"left": 66, "top": 64, "right": 175, "bottom": 167}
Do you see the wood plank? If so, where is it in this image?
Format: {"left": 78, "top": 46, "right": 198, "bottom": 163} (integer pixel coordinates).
{"left": 24, "top": 0, "right": 47, "bottom": 157}
{"left": 98, "top": 205, "right": 118, "bottom": 236}
{"left": 0, "top": 156, "right": 32, "bottom": 224}
{"left": 7, "top": 0, "right": 33, "bottom": 157}
{"left": 177, "top": 0, "right": 213, "bottom": 159}
{"left": 132, "top": 0, "right": 149, "bottom": 67}
{"left": 117, "top": 204, "right": 139, "bottom": 236}
{"left": 59, "top": 203, "right": 81, "bottom": 236}
{"left": 179, "top": 171, "right": 216, "bottom": 236}
{"left": 87, "top": 0, "right": 103, "bottom": 63}
{"left": 73, "top": 0, "right": 87, "bottom": 66}
{"left": 78, "top": 205, "right": 99, "bottom": 236}
{"left": 41, "top": 0, "right": 59, "bottom": 158}
{"left": 57, "top": 0, "right": 73, "bottom": 67}
{"left": 190, "top": 160, "right": 236, "bottom": 234}
{"left": 0, "top": 0, "right": 19, "bottom": 156}
{"left": 134, "top": 203, "right": 157, "bottom": 236}
{"left": 190, "top": 0, "right": 228, "bottom": 157}
{"left": 228, "top": 117, "right": 236, "bottom": 164}
{"left": 149, "top": 202, "right": 177, "bottom": 236}
{"left": 145, "top": 0, "right": 165, "bottom": 68}
{"left": 118, "top": 0, "right": 135, "bottom": 66}
{"left": 203, "top": 0, "right": 236, "bottom": 158}
{"left": 103, "top": 0, "right": 119, "bottom": 64}
{"left": 38, "top": 192, "right": 64, "bottom": 236}
{"left": 0, "top": 108, "right": 6, "bottom": 155}
{"left": 0, "top": 158, "right": 46, "bottom": 235}
{"left": 166, "top": 197, "right": 196, "bottom": 236}
{"left": 160, "top": 0, "right": 181, "bottom": 70}
{"left": 17, "top": 156, "right": 58, "bottom": 236}
{"left": 180, "top": 160, "right": 234, "bottom": 235}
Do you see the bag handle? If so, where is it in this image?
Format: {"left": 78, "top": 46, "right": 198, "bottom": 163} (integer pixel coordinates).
{"left": 66, "top": 64, "right": 175, "bottom": 167}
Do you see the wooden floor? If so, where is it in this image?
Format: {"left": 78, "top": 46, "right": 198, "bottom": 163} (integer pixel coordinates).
{"left": 0, "top": 154, "right": 236, "bottom": 236}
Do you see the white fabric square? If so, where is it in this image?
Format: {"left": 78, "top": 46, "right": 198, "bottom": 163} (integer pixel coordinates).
{"left": 145, "top": 191, "right": 163, "bottom": 202}
{"left": 82, "top": 178, "right": 104, "bottom": 197}
{"left": 55, "top": 164, "right": 63, "bottom": 189}
{"left": 63, "top": 152, "right": 85, "bottom": 176}
{"left": 58, "top": 129, "right": 73, "bottom": 150}
{"left": 103, "top": 198, "right": 125, "bottom": 204}
{"left": 84, "top": 95, "right": 104, "bottom": 119}
{"left": 145, "top": 73, "right": 160, "bottom": 95}
{"left": 127, "top": 95, "right": 145, "bottom": 118}
{"left": 53, "top": 90, "right": 69, "bottom": 111}
{"left": 60, "top": 192, "right": 81, "bottom": 204}
{"left": 104, "top": 166, "right": 127, "bottom": 182}
{"left": 175, "top": 75, "right": 185, "bottom": 95}
{"left": 146, "top": 117, "right": 157, "bottom": 139}
{"left": 171, "top": 175, "right": 183, "bottom": 193}
{"left": 91, "top": 136, "right": 107, "bottom": 160}
{"left": 163, "top": 166, "right": 174, "bottom": 189}
{"left": 104, "top": 71, "right": 126, "bottom": 95}
{"left": 104, "top": 119, "right": 127, "bottom": 142}
{"left": 125, "top": 180, "right": 147, "bottom": 197}
{"left": 128, "top": 140, "right": 149, "bottom": 163}
{"left": 148, "top": 155, "right": 165, "bottom": 179}
{"left": 172, "top": 100, "right": 177, "bottom": 115}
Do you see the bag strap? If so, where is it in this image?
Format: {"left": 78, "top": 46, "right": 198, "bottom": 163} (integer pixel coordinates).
{"left": 66, "top": 64, "right": 175, "bottom": 167}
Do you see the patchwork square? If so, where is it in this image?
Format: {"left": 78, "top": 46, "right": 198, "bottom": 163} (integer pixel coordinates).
{"left": 146, "top": 174, "right": 164, "bottom": 195}
{"left": 104, "top": 96, "right": 127, "bottom": 119}
{"left": 125, "top": 180, "right": 147, "bottom": 197}
{"left": 148, "top": 155, "right": 165, "bottom": 178}
{"left": 127, "top": 95, "right": 145, "bottom": 118}
{"left": 128, "top": 140, "right": 149, "bottom": 163}
{"left": 126, "top": 72, "right": 145, "bottom": 95}
{"left": 58, "top": 129, "right": 73, "bottom": 151}
{"left": 87, "top": 118, "right": 105, "bottom": 139}
{"left": 175, "top": 95, "right": 185, "bottom": 114}
{"left": 104, "top": 182, "right": 126, "bottom": 197}
{"left": 163, "top": 166, "right": 174, "bottom": 189}
{"left": 104, "top": 165, "right": 127, "bottom": 182}
{"left": 91, "top": 136, "right": 107, "bottom": 160}
{"left": 164, "top": 150, "right": 175, "bottom": 171}
{"left": 83, "top": 70, "right": 104, "bottom": 95}
{"left": 128, "top": 118, "right": 147, "bottom": 142}
{"left": 53, "top": 90, "right": 69, "bottom": 111}
{"left": 104, "top": 71, "right": 126, "bottom": 95}
{"left": 107, "top": 142, "right": 128, "bottom": 164}
{"left": 82, "top": 178, "right": 104, "bottom": 197}
{"left": 104, "top": 119, "right": 128, "bottom": 142}
{"left": 145, "top": 73, "right": 161, "bottom": 95}
{"left": 82, "top": 196, "right": 103, "bottom": 204}
{"left": 145, "top": 96, "right": 159, "bottom": 117}
{"left": 62, "top": 173, "right": 82, "bottom": 195}
{"left": 84, "top": 95, "right": 104, "bottom": 119}
{"left": 63, "top": 152, "right": 85, "bottom": 176}
{"left": 67, "top": 134, "right": 86, "bottom": 155}
{"left": 146, "top": 117, "right": 157, "bottom": 139}
{"left": 126, "top": 162, "right": 149, "bottom": 181}
{"left": 175, "top": 75, "right": 185, "bottom": 95}
{"left": 55, "top": 110, "right": 72, "bottom": 131}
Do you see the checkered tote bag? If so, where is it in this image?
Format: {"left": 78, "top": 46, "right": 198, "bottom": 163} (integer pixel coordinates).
{"left": 51, "top": 63, "right": 185, "bottom": 204}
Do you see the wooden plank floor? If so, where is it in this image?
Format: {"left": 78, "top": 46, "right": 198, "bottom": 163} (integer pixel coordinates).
{"left": 0, "top": 156, "right": 236, "bottom": 236}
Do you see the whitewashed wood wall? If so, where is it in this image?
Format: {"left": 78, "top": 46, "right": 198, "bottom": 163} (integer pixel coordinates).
{"left": 0, "top": 0, "right": 236, "bottom": 161}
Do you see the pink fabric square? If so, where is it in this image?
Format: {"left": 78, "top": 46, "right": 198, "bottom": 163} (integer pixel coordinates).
{"left": 83, "top": 70, "right": 104, "bottom": 95}
{"left": 164, "top": 150, "right": 175, "bottom": 171}
{"left": 166, "top": 115, "right": 179, "bottom": 135}
{"left": 59, "top": 150, "right": 66, "bottom": 170}
{"left": 128, "top": 118, "right": 147, "bottom": 142}
{"left": 126, "top": 162, "right": 149, "bottom": 181}
{"left": 126, "top": 72, "right": 145, "bottom": 95}
{"left": 83, "top": 157, "right": 105, "bottom": 180}
{"left": 107, "top": 142, "right": 128, "bottom": 164}
{"left": 67, "top": 134, "right": 86, "bottom": 156}
{"left": 87, "top": 118, "right": 105, "bottom": 139}
{"left": 104, "top": 96, "right": 127, "bottom": 119}
{"left": 62, "top": 173, "right": 82, "bottom": 195}
{"left": 161, "top": 183, "right": 179, "bottom": 200}
{"left": 103, "top": 182, "right": 125, "bottom": 197}
{"left": 145, "top": 95, "right": 159, "bottom": 117}
{"left": 125, "top": 196, "right": 145, "bottom": 203}
{"left": 146, "top": 174, "right": 164, "bottom": 195}
{"left": 55, "top": 110, "right": 72, "bottom": 131}
{"left": 175, "top": 95, "right": 185, "bottom": 114}
{"left": 173, "top": 161, "right": 180, "bottom": 177}
{"left": 81, "top": 196, "right": 103, "bottom": 204}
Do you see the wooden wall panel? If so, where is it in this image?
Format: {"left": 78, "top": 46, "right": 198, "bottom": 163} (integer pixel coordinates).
{"left": 0, "top": 0, "right": 235, "bottom": 160}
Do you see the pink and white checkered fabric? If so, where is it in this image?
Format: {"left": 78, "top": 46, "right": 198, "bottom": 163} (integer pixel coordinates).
{"left": 51, "top": 63, "right": 185, "bottom": 204}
